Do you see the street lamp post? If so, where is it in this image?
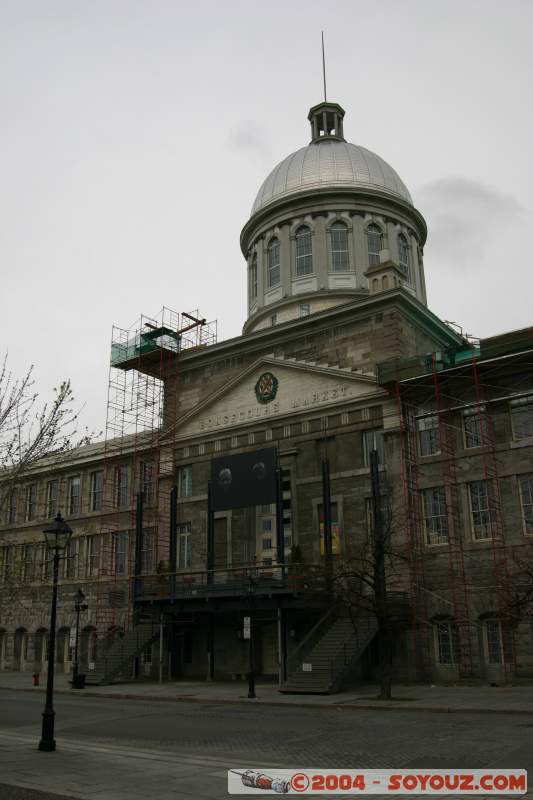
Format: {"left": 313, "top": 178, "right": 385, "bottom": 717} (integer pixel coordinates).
{"left": 247, "top": 574, "right": 256, "bottom": 699}
{"left": 72, "top": 588, "right": 88, "bottom": 689}
{"left": 38, "top": 513, "right": 72, "bottom": 753}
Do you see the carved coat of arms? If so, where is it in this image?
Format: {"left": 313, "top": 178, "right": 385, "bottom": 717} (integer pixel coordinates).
{"left": 254, "top": 371, "right": 278, "bottom": 404}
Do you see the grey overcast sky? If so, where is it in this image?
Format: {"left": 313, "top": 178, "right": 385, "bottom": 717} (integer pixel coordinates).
{"left": 2, "top": 0, "right": 532, "bottom": 435}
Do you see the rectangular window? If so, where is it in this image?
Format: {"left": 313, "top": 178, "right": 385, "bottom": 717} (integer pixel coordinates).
{"left": 485, "top": 620, "right": 513, "bottom": 664}
{"left": 299, "top": 303, "right": 311, "bottom": 317}
{"left": 64, "top": 538, "right": 77, "bottom": 579}
{"left": 417, "top": 414, "right": 440, "bottom": 456}
{"left": 114, "top": 466, "right": 129, "bottom": 508}
{"left": 113, "top": 531, "right": 128, "bottom": 576}
{"left": 436, "top": 622, "right": 459, "bottom": 665}
{"left": 8, "top": 488, "right": 18, "bottom": 524}
{"left": 262, "top": 538, "right": 272, "bottom": 551}
{"left": 270, "top": 313, "right": 277, "bottom": 327}
{"left": 262, "top": 518, "right": 273, "bottom": 532}
{"left": 90, "top": 471, "right": 103, "bottom": 512}
{"left": 511, "top": 396, "right": 533, "bottom": 440}
{"left": 469, "top": 480, "right": 497, "bottom": 540}
{"left": 0, "top": 546, "right": 11, "bottom": 581}
{"left": 177, "top": 522, "right": 192, "bottom": 569}
{"left": 141, "top": 462, "right": 155, "bottom": 504}
{"left": 463, "top": 407, "right": 485, "bottom": 449}
{"left": 331, "top": 225, "right": 350, "bottom": 272}
{"left": 519, "top": 473, "right": 533, "bottom": 534}
{"left": 68, "top": 476, "right": 81, "bottom": 515}
{"left": 141, "top": 528, "right": 155, "bottom": 574}
{"left": 177, "top": 465, "right": 192, "bottom": 498}
{"left": 363, "top": 429, "right": 385, "bottom": 466}
{"left": 422, "top": 487, "right": 449, "bottom": 545}
{"left": 142, "top": 644, "right": 152, "bottom": 664}
{"left": 22, "top": 544, "right": 34, "bottom": 581}
{"left": 86, "top": 536, "right": 100, "bottom": 577}
{"left": 26, "top": 484, "right": 37, "bottom": 521}
{"left": 46, "top": 480, "right": 59, "bottom": 518}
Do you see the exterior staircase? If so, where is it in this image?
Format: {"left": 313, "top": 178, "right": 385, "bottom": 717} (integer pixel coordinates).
{"left": 85, "top": 623, "right": 159, "bottom": 686}
{"left": 281, "top": 608, "right": 377, "bottom": 694}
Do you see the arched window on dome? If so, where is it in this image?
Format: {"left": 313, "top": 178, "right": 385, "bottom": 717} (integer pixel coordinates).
{"left": 330, "top": 222, "right": 350, "bottom": 272}
{"left": 367, "top": 224, "right": 382, "bottom": 266}
{"left": 295, "top": 226, "right": 313, "bottom": 277}
{"left": 249, "top": 253, "right": 258, "bottom": 306}
{"left": 267, "top": 238, "right": 280, "bottom": 288}
{"left": 398, "top": 233, "right": 410, "bottom": 279}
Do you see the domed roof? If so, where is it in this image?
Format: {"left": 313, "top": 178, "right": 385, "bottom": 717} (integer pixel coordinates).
{"left": 251, "top": 139, "right": 413, "bottom": 216}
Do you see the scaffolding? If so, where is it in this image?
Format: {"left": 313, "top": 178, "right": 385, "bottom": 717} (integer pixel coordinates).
{"left": 383, "top": 330, "right": 532, "bottom": 681}
{"left": 95, "top": 307, "right": 217, "bottom": 638}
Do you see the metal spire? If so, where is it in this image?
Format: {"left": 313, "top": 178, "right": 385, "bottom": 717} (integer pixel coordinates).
{"left": 321, "top": 31, "right": 327, "bottom": 102}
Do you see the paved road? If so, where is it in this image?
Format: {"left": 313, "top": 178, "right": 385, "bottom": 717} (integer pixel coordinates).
{"left": 0, "top": 690, "right": 531, "bottom": 799}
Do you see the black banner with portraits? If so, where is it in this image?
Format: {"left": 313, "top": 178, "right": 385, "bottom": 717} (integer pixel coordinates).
{"left": 210, "top": 448, "right": 277, "bottom": 511}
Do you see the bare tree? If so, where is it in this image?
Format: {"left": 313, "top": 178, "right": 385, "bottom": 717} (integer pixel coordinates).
{"left": 330, "top": 454, "right": 409, "bottom": 700}
{"left": 0, "top": 353, "right": 93, "bottom": 518}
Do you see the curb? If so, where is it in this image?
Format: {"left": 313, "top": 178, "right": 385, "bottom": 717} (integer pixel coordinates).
{"left": 1, "top": 685, "right": 533, "bottom": 716}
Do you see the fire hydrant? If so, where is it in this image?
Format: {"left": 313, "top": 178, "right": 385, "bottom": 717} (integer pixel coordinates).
{"left": 32, "top": 672, "right": 40, "bottom": 687}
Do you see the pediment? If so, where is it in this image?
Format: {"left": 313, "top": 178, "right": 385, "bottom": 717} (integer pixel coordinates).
{"left": 174, "top": 356, "right": 382, "bottom": 439}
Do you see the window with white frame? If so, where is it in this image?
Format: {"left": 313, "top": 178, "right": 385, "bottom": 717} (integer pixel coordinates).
{"left": 299, "top": 303, "right": 311, "bottom": 317}
{"left": 46, "top": 480, "right": 59, "bottom": 518}
{"left": 267, "top": 238, "right": 280, "bottom": 288}
{"left": 295, "top": 226, "right": 313, "bottom": 276}
{"left": 468, "top": 480, "right": 497, "bottom": 539}
{"left": 363, "top": 429, "right": 385, "bottom": 466}
{"left": 422, "top": 487, "right": 449, "bottom": 545}
{"left": 519, "top": 473, "right": 533, "bottom": 534}
{"left": 435, "top": 621, "right": 459, "bottom": 665}
{"left": 331, "top": 222, "right": 349, "bottom": 272}
{"left": 484, "top": 620, "right": 513, "bottom": 664}
{"left": 90, "top": 471, "right": 103, "bottom": 512}
{"left": 249, "top": 253, "right": 258, "bottom": 305}
{"left": 177, "top": 465, "right": 192, "bottom": 498}
{"left": 68, "top": 476, "right": 81, "bottom": 515}
{"left": 177, "top": 522, "right": 192, "bottom": 569}
{"left": 114, "top": 531, "right": 128, "bottom": 576}
{"left": 398, "top": 233, "right": 410, "bottom": 277}
{"left": 367, "top": 224, "right": 382, "bottom": 266}
{"left": 463, "top": 407, "right": 485, "bottom": 449}
{"left": 270, "top": 313, "right": 277, "bottom": 327}
{"left": 511, "top": 396, "right": 533, "bottom": 439}
{"left": 114, "top": 466, "right": 129, "bottom": 508}
{"left": 417, "top": 414, "right": 440, "bottom": 456}
{"left": 26, "top": 484, "right": 37, "bottom": 521}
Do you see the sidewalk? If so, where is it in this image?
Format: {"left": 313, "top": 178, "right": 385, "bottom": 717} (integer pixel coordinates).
{"left": 1, "top": 671, "right": 533, "bottom": 715}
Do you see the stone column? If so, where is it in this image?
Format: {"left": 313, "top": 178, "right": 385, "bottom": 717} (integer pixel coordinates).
{"left": 279, "top": 224, "right": 291, "bottom": 298}
{"left": 313, "top": 214, "right": 328, "bottom": 291}
{"left": 351, "top": 214, "right": 366, "bottom": 288}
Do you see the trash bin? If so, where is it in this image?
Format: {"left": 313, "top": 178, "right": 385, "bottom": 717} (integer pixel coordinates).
{"left": 72, "top": 673, "right": 86, "bottom": 689}
{"left": 32, "top": 672, "right": 40, "bottom": 687}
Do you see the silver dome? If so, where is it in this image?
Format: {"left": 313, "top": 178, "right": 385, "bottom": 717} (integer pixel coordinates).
{"left": 251, "top": 140, "right": 412, "bottom": 215}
